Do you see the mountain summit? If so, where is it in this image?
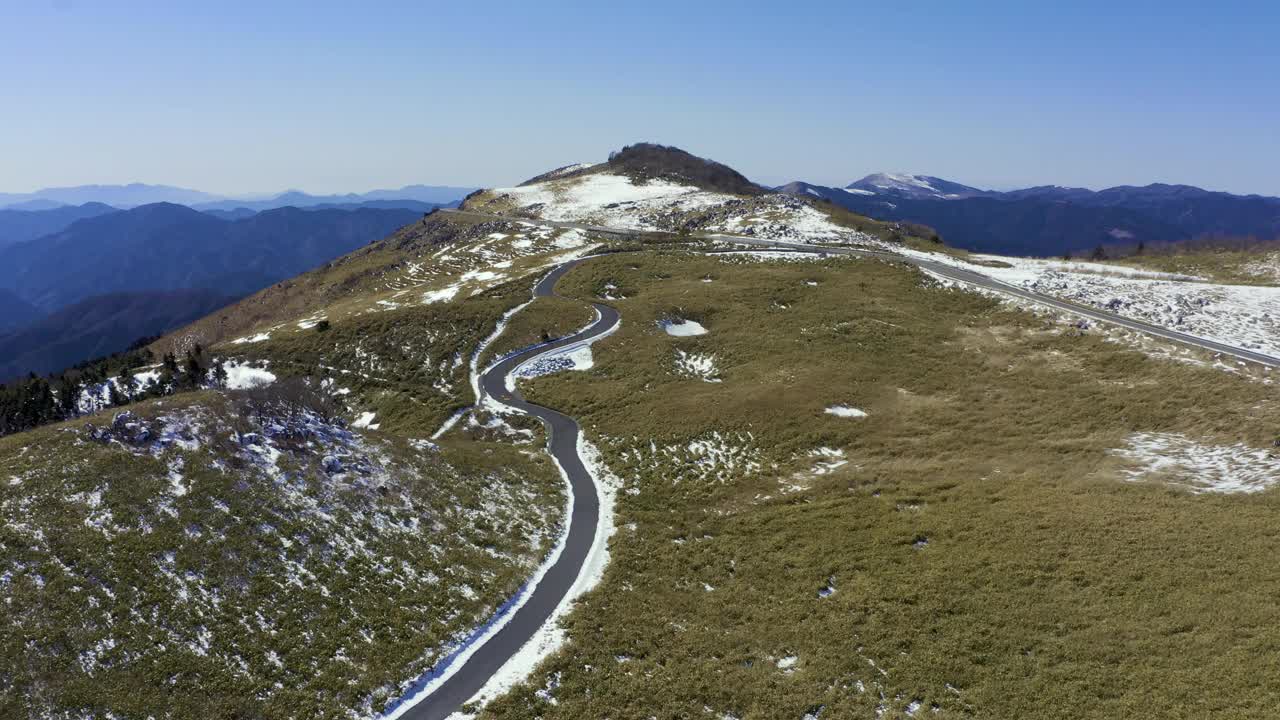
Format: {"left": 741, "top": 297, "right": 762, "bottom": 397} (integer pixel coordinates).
{"left": 520, "top": 143, "right": 765, "bottom": 196}
{"left": 846, "top": 172, "right": 992, "bottom": 200}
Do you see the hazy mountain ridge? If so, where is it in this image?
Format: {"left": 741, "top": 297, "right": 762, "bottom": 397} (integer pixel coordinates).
{"left": 0, "top": 289, "right": 236, "bottom": 382}
{"left": 0, "top": 183, "right": 222, "bottom": 208}
{"left": 0, "top": 203, "right": 420, "bottom": 313}
{"left": 783, "top": 174, "right": 1280, "bottom": 255}
{"left": 0, "top": 202, "right": 119, "bottom": 248}
{"left": 0, "top": 182, "right": 477, "bottom": 210}
{"left": 0, "top": 290, "right": 41, "bottom": 333}
{"left": 0, "top": 203, "right": 421, "bottom": 378}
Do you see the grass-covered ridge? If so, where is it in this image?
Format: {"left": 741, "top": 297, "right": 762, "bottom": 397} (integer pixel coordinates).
{"left": 0, "top": 387, "right": 564, "bottom": 719}
{"left": 478, "top": 251, "right": 1280, "bottom": 719}
{"left": 1114, "top": 244, "right": 1280, "bottom": 286}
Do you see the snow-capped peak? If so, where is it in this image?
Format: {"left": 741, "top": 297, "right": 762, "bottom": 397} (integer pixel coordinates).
{"left": 866, "top": 172, "right": 938, "bottom": 192}
{"left": 846, "top": 172, "right": 987, "bottom": 200}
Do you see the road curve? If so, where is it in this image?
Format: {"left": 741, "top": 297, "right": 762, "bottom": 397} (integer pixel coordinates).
{"left": 441, "top": 208, "right": 1280, "bottom": 368}
{"left": 398, "top": 257, "right": 618, "bottom": 720}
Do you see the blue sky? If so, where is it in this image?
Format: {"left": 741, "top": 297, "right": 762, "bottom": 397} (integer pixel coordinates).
{"left": 2, "top": 1, "right": 1277, "bottom": 195}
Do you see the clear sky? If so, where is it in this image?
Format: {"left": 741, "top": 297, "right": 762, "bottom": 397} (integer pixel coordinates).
{"left": 2, "top": 0, "right": 1277, "bottom": 195}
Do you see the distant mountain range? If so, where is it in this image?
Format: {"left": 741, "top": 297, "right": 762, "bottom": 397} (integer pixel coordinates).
{"left": 0, "top": 290, "right": 236, "bottom": 382}
{"left": 0, "top": 197, "right": 459, "bottom": 248}
{"left": 0, "top": 202, "right": 422, "bottom": 381}
{"left": 781, "top": 175, "right": 1280, "bottom": 256}
{"left": 0, "top": 202, "right": 119, "bottom": 249}
{"left": 198, "top": 197, "right": 448, "bottom": 219}
{"left": 0, "top": 182, "right": 477, "bottom": 210}
{"left": 0, "top": 203, "right": 421, "bottom": 313}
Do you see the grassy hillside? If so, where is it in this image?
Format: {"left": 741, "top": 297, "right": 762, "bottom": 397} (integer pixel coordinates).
{"left": 0, "top": 388, "right": 564, "bottom": 719}
{"left": 477, "top": 250, "right": 1280, "bottom": 719}
{"left": 1113, "top": 244, "right": 1280, "bottom": 285}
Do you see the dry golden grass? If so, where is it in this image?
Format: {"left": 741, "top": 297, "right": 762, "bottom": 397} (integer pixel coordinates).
{"left": 479, "top": 250, "right": 1280, "bottom": 719}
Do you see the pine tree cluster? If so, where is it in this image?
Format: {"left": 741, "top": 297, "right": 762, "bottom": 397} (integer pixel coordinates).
{"left": 0, "top": 340, "right": 227, "bottom": 438}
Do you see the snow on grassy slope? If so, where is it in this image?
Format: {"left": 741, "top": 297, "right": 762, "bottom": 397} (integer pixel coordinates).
{"left": 491, "top": 173, "right": 730, "bottom": 229}
{"left": 481, "top": 172, "right": 880, "bottom": 246}
{"left": 825, "top": 405, "right": 867, "bottom": 418}
{"left": 1242, "top": 252, "right": 1280, "bottom": 282}
{"left": 379, "top": 225, "right": 596, "bottom": 314}
{"left": 674, "top": 349, "right": 720, "bottom": 382}
{"left": 1112, "top": 432, "right": 1280, "bottom": 493}
{"left": 0, "top": 396, "right": 563, "bottom": 719}
{"left": 223, "top": 359, "right": 277, "bottom": 390}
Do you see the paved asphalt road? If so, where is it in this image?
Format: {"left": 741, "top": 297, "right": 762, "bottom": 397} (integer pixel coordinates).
{"left": 399, "top": 257, "right": 619, "bottom": 719}
{"left": 443, "top": 208, "right": 1280, "bottom": 368}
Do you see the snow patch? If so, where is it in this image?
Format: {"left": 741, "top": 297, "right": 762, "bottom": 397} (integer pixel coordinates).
{"left": 674, "top": 349, "right": 720, "bottom": 382}
{"left": 514, "top": 345, "right": 594, "bottom": 383}
{"left": 1112, "top": 432, "right": 1280, "bottom": 493}
{"left": 660, "top": 319, "right": 708, "bottom": 337}
{"left": 422, "top": 285, "right": 461, "bottom": 304}
{"left": 223, "top": 361, "right": 277, "bottom": 390}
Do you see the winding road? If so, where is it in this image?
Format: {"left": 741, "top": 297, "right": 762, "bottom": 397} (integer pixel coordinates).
{"left": 397, "top": 258, "right": 618, "bottom": 720}
{"left": 445, "top": 208, "right": 1280, "bottom": 368}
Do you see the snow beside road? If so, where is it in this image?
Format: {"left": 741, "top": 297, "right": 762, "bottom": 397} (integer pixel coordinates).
{"left": 514, "top": 345, "right": 594, "bottom": 381}
{"left": 441, "top": 434, "right": 622, "bottom": 718}
{"left": 911, "top": 249, "right": 1280, "bottom": 360}
{"left": 403, "top": 311, "right": 622, "bottom": 719}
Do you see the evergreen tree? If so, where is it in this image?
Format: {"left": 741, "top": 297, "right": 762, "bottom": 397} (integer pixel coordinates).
{"left": 183, "top": 352, "right": 204, "bottom": 389}
{"left": 211, "top": 358, "right": 229, "bottom": 388}
{"left": 56, "top": 375, "right": 82, "bottom": 417}
{"left": 117, "top": 365, "right": 136, "bottom": 398}
{"left": 107, "top": 380, "right": 126, "bottom": 407}
{"left": 22, "top": 377, "right": 56, "bottom": 427}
